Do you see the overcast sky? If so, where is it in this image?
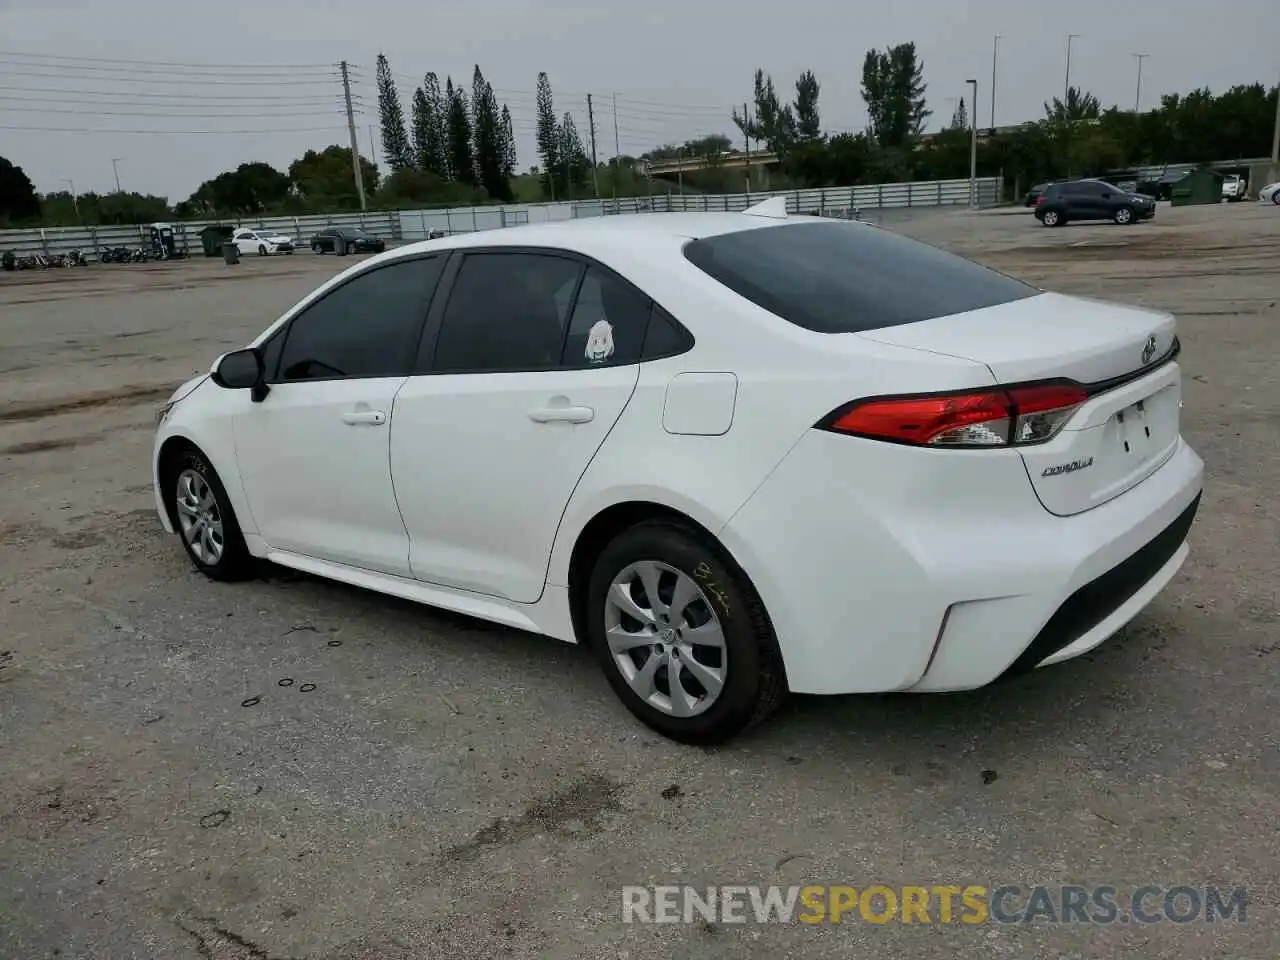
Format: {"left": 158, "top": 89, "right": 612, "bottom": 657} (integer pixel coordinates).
{"left": 1, "top": 0, "right": 1276, "bottom": 201}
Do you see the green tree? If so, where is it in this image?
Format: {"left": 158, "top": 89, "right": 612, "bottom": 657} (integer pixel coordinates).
{"left": 949, "top": 97, "right": 969, "bottom": 130}
{"left": 1044, "top": 86, "right": 1101, "bottom": 122}
{"left": 500, "top": 104, "right": 518, "bottom": 181}
{"left": 422, "top": 73, "right": 450, "bottom": 179}
{"left": 445, "top": 77, "right": 475, "bottom": 187}
{"left": 861, "top": 42, "right": 930, "bottom": 148}
{"left": 732, "top": 69, "right": 796, "bottom": 154}
{"left": 471, "top": 65, "right": 511, "bottom": 201}
{"left": 0, "top": 155, "right": 40, "bottom": 224}
{"left": 560, "top": 113, "right": 590, "bottom": 196}
{"left": 184, "top": 162, "right": 291, "bottom": 216}
{"left": 288, "top": 146, "right": 379, "bottom": 211}
{"left": 412, "top": 81, "right": 447, "bottom": 178}
{"left": 376, "top": 53, "right": 414, "bottom": 171}
{"left": 535, "top": 71, "right": 561, "bottom": 200}
{"left": 794, "top": 70, "right": 822, "bottom": 143}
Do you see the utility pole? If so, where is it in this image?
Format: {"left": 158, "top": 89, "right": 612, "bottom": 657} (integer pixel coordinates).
{"left": 743, "top": 101, "right": 751, "bottom": 193}
{"left": 612, "top": 92, "right": 621, "bottom": 207}
{"left": 990, "top": 35, "right": 1000, "bottom": 131}
{"left": 340, "top": 60, "right": 367, "bottom": 211}
{"left": 586, "top": 93, "right": 600, "bottom": 199}
{"left": 1132, "top": 54, "right": 1149, "bottom": 113}
{"left": 63, "top": 179, "right": 79, "bottom": 219}
{"left": 1064, "top": 34, "right": 1080, "bottom": 102}
{"left": 967, "top": 79, "right": 978, "bottom": 208}
{"left": 110, "top": 158, "right": 123, "bottom": 194}
{"left": 1271, "top": 72, "right": 1280, "bottom": 175}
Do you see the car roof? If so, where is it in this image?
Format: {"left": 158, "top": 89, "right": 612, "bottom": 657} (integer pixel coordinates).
{"left": 388, "top": 211, "right": 787, "bottom": 259}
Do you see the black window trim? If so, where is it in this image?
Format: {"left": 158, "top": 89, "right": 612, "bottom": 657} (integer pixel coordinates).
{"left": 264, "top": 250, "right": 448, "bottom": 385}
{"left": 413, "top": 244, "right": 694, "bottom": 376}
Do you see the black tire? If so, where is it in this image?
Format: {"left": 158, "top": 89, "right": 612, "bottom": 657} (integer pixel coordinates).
{"left": 1113, "top": 205, "right": 1135, "bottom": 225}
{"left": 1272, "top": 192, "right": 1280, "bottom": 206}
{"left": 1041, "top": 209, "right": 1064, "bottom": 227}
{"left": 163, "top": 446, "right": 256, "bottom": 581}
{"left": 258, "top": 244, "right": 268, "bottom": 256}
{"left": 585, "top": 520, "right": 787, "bottom": 745}
{"left": 312, "top": 242, "right": 321, "bottom": 254}
{"left": 345, "top": 242, "right": 354, "bottom": 256}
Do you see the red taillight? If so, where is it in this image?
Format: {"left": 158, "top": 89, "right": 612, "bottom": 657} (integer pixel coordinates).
{"left": 1035, "top": 195, "right": 1047, "bottom": 206}
{"left": 822, "top": 383, "right": 1088, "bottom": 448}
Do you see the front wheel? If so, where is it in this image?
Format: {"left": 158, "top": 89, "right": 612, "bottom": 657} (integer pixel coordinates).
{"left": 1272, "top": 192, "right": 1280, "bottom": 206}
{"left": 258, "top": 244, "right": 268, "bottom": 256}
{"left": 585, "top": 521, "right": 787, "bottom": 744}
{"left": 166, "top": 447, "right": 256, "bottom": 581}
{"left": 1114, "top": 206, "right": 1134, "bottom": 225}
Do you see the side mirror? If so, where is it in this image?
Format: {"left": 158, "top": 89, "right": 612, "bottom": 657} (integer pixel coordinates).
{"left": 211, "top": 348, "right": 269, "bottom": 401}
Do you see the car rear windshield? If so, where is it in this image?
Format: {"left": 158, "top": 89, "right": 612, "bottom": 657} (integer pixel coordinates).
{"left": 682, "top": 220, "right": 1038, "bottom": 333}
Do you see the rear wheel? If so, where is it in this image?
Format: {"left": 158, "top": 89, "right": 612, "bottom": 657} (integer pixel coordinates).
{"left": 585, "top": 520, "right": 787, "bottom": 744}
{"left": 1041, "top": 209, "right": 1061, "bottom": 227}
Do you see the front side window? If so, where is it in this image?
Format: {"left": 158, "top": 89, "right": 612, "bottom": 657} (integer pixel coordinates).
{"left": 432, "top": 252, "right": 583, "bottom": 373}
{"left": 275, "top": 256, "right": 444, "bottom": 381}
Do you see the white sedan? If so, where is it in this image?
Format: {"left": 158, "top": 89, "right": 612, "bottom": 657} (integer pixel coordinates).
{"left": 232, "top": 228, "right": 295, "bottom": 256}
{"left": 1258, "top": 181, "right": 1280, "bottom": 205}
{"left": 152, "top": 198, "right": 1204, "bottom": 743}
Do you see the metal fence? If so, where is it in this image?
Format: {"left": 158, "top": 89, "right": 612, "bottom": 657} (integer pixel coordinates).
{"left": 0, "top": 177, "right": 1000, "bottom": 262}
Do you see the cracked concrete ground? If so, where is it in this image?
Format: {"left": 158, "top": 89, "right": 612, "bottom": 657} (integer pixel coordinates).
{"left": 2, "top": 204, "right": 1278, "bottom": 959}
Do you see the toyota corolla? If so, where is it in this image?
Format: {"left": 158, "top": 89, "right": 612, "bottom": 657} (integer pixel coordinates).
{"left": 153, "top": 199, "right": 1203, "bottom": 744}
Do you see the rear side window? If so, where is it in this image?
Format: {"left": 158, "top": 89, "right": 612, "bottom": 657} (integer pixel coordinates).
{"left": 560, "top": 265, "right": 652, "bottom": 368}
{"left": 682, "top": 221, "right": 1037, "bottom": 334}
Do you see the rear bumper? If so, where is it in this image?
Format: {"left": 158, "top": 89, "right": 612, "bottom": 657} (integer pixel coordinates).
{"left": 720, "top": 431, "right": 1204, "bottom": 695}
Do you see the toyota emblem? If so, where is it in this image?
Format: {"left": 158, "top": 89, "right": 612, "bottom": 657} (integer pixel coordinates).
{"left": 1141, "top": 335, "right": 1158, "bottom": 365}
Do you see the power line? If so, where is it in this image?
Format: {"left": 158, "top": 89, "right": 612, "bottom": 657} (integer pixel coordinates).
{"left": 2, "top": 94, "right": 356, "bottom": 109}
{"left": 0, "top": 67, "right": 339, "bottom": 86}
{"left": 0, "top": 84, "right": 361, "bottom": 102}
{"left": 0, "top": 123, "right": 351, "bottom": 135}
{"left": 0, "top": 105, "right": 357, "bottom": 119}
{"left": 0, "top": 49, "right": 342, "bottom": 71}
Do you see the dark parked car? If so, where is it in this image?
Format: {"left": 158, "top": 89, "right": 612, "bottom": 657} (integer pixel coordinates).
{"left": 309, "top": 227, "right": 386, "bottom": 255}
{"left": 1034, "top": 179, "right": 1156, "bottom": 227}
{"left": 1023, "top": 182, "right": 1052, "bottom": 206}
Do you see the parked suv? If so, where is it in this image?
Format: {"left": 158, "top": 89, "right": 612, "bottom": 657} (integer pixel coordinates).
{"left": 1034, "top": 179, "right": 1156, "bottom": 227}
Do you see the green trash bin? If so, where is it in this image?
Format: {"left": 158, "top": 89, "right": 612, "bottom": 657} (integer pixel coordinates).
{"left": 222, "top": 242, "right": 240, "bottom": 265}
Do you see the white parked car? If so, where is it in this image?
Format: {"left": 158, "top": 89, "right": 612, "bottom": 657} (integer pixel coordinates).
{"left": 152, "top": 199, "right": 1204, "bottom": 743}
{"left": 232, "top": 228, "right": 295, "bottom": 256}
{"left": 1258, "top": 181, "right": 1280, "bottom": 205}
{"left": 1221, "top": 174, "right": 1248, "bottom": 202}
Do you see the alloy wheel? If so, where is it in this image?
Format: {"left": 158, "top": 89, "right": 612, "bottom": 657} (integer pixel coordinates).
{"left": 604, "top": 560, "right": 726, "bottom": 718}
{"left": 175, "top": 468, "right": 224, "bottom": 565}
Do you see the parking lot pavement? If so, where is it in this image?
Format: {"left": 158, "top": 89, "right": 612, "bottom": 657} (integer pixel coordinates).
{"left": 2, "top": 205, "right": 1278, "bottom": 959}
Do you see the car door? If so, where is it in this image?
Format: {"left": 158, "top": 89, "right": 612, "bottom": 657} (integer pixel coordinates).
{"left": 232, "top": 254, "right": 446, "bottom": 577}
{"left": 234, "top": 230, "right": 257, "bottom": 255}
{"left": 390, "top": 251, "right": 654, "bottom": 602}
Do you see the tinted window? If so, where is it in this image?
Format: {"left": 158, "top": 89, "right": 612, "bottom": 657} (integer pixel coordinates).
{"left": 276, "top": 257, "right": 442, "bottom": 381}
{"left": 642, "top": 304, "right": 692, "bottom": 359}
{"left": 433, "top": 253, "right": 583, "bottom": 372}
{"left": 561, "top": 265, "right": 652, "bottom": 367}
{"left": 682, "top": 221, "right": 1037, "bottom": 334}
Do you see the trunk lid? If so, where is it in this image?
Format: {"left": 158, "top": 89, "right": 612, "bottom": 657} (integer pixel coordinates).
{"left": 857, "top": 291, "right": 1182, "bottom": 516}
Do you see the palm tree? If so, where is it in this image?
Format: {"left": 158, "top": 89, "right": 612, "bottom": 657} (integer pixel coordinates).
{"left": 1044, "top": 86, "right": 1101, "bottom": 123}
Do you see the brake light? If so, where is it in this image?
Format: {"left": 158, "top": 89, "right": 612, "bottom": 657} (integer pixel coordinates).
{"left": 820, "top": 383, "right": 1088, "bottom": 448}
{"left": 1035, "top": 195, "right": 1047, "bottom": 206}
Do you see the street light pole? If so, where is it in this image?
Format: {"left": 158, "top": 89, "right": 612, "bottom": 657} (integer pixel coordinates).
{"left": 967, "top": 78, "right": 978, "bottom": 207}
{"left": 1065, "top": 34, "right": 1080, "bottom": 101}
{"left": 1132, "top": 54, "right": 1149, "bottom": 113}
{"left": 110, "top": 158, "right": 123, "bottom": 194}
{"left": 990, "top": 34, "right": 1000, "bottom": 130}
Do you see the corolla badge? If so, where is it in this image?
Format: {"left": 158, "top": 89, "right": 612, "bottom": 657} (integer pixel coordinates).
{"left": 1042, "top": 456, "right": 1094, "bottom": 478}
{"left": 1141, "top": 334, "right": 1158, "bottom": 365}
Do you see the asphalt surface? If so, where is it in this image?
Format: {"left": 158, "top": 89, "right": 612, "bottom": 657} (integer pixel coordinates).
{"left": 2, "top": 203, "right": 1278, "bottom": 959}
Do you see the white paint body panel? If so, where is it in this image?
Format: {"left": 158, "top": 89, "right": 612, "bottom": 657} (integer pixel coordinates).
{"left": 154, "top": 211, "right": 1204, "bottom": 700}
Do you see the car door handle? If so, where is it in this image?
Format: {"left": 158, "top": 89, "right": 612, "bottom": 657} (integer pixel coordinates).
{"left": 528, "top": 404, "right": 594, "bottom": 424}
{"left": 342, "top": 409, "right": 386, "bottom": 426}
